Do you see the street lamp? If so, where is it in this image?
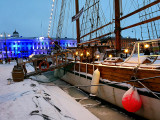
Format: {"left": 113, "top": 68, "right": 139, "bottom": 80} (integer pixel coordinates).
{"left": 109, "top": 54, "right": 112, "bottom": 58}
{"left": 80, "top": 52, "right": 83, "bottom": 62}
{"left": 124, "top": 49, "right": 129, "bottom": 58}
{"left": 144, "top": 44, "right": 149, "bottom": 48}
{"left": 86, "top": 51, "right": 90, "bottom": 63}
{"left": 74, "top": 50, "right": 79, "bottom": 62}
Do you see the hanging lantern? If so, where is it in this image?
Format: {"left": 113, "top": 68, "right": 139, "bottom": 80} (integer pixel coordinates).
{"left": 122, "top": 87, "right": 142, "bottom": 112}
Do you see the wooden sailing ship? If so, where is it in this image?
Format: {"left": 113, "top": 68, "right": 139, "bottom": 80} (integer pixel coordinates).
{"left": 48, "top": 0, "right": 160, "bottom": 119}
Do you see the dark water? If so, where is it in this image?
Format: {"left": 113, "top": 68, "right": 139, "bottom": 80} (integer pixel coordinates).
{"left": 42, "top": 71, "right": 145, "bottom": 120}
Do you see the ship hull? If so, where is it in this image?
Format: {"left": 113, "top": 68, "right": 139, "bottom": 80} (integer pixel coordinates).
{"left": 58, "top": 62, "right": 160, "bottom": 119}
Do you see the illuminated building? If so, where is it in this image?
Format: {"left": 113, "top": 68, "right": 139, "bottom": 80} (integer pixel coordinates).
{"left": 0, "top": 33, "right": 76, "bottom": 59}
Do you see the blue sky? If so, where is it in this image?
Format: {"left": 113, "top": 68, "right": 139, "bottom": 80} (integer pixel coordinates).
{"left": 0, "top": 0, "right": 159, "bottom": 40}
{"left": 0, "top": 0, "right": 52, "bottom": 37}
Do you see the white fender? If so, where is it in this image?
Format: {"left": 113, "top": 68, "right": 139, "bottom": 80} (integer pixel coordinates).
{"left": 90, "top": 68, "right": 100, "bottom": 95}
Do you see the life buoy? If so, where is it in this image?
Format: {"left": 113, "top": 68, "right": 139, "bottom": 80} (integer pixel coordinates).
{"left": 39, "top": 61, "right": 49, "bottom": 71}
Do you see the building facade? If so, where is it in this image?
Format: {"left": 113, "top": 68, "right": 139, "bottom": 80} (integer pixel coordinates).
{"left": 99, "top": 37, "right": 137, "bottom": 49}
{"left": 0, "top": 36, "right": 77, "bottom": 59}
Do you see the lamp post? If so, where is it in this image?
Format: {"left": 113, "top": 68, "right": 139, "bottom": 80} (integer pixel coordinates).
{"left": 80, "top": 52, "right": 83, "bottom": 62}
{"left": 124, "top": 49, "right": 129, "bottom": 58}
{"left": 109, "top": 54, "right": 112, "bottom": 58}
{"left": 144, "top": 44, "right": 150, "bottom": 55}
{"left": 86, "top": 51, "right": 90, "bottom": 63}
{"left": 144, "top": 44, "right": 149, "bottom": 48}
{"left": 74, "top": 51, "right": 78, "bottom": 62}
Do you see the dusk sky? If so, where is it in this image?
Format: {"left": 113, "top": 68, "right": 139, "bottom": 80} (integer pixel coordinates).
{"left": 0, "top": 0, "right": 52, "bottom": 37}
{"left": 0, "top": 0, "right": 159, "bottom": 40}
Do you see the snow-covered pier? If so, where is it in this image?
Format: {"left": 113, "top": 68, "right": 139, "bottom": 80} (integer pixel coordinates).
{"left": 0, "top": 62, "right": 99, "bottom": 120}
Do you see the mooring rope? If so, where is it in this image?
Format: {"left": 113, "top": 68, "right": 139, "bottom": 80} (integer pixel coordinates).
{"left": 137, "top": 81, "right": 160, "bottom": 99}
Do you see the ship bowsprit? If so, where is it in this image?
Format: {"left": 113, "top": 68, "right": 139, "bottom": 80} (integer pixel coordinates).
{"left": 12, "top": 51, "right": 73, "bottom": 79}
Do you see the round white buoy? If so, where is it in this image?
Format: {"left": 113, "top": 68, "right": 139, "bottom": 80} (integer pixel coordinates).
{"left": 90, "top": 68, "right": 100, "bottom": 95}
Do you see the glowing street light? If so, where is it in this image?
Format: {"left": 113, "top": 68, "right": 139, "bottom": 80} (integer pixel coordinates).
{"left": 109, "top": 54, "right": 112, "bottom": 58}
{"left": 86, "top": 51, "right": 90, "bottom": 57}
{"left": 124, "top": 49, "right": 129, "bottom": 53}
{"left": 80, "top": 52, "right": 83, "bottom": 62}
{"left": 75, "top": 51, "right": 78, "bottom": 56}
{"left": 144, "top": 44, "right": 149, "bottom": 48}
{"left": 124, "top": 49, "right": 129, "bottom": 58}
{"left": 80, "top": 53, "right": 83, "bottom": 57}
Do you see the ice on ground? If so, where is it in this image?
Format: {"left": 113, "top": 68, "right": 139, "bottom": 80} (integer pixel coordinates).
{"left": 0, "top": 62, "right": 99, "bottom": 120}
{"left": 29, "top": 75, "right": 49, "bottom": 83}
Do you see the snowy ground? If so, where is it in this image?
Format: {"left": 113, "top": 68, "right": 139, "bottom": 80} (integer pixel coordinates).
{"left": 0, "top": 62, "right": 99, "bottom": 120}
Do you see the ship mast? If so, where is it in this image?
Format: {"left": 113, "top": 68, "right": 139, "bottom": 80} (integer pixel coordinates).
{"left": 114, "top": 0, "right": 121, "bottom": 52}
{"left": 75, "top": 0, "right": 80, "bottom": 43}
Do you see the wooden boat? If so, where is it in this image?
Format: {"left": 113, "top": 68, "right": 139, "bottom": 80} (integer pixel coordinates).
{"left": 54, "top": 39, "right": 160, "bottom": 120}
{"left": 48, "top": 0, "right": 160, "bottom": 119}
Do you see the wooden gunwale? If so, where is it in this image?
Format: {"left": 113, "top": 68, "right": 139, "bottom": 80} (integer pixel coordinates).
{"left": 70, "top": 62, "right": 160, "bottom": 92}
